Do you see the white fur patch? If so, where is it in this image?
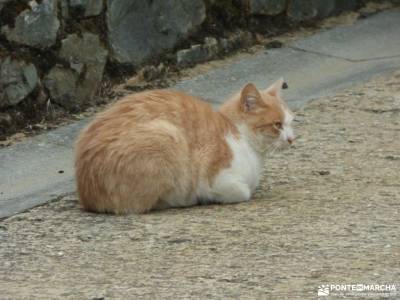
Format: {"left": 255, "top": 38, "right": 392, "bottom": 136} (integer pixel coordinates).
{"left": 197, "top": 130, "right": 263, "bottom": 204}
{"left": 280, "top": 109, "right": 295, "bottom": 143}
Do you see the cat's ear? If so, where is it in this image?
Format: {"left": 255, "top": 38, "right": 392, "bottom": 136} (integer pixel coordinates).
{"left": 264, "top": 78, "right": 285, "bottom": 97}
{"left": 240, "top": 83, "right": 263, "bottom": 112}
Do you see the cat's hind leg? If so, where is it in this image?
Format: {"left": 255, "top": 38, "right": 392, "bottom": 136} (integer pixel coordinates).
{"left": 109, "top": 125, "right": 192, "bottom": 213}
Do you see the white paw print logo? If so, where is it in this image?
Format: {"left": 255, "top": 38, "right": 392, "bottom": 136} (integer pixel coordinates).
{"left": 356, "top": 284, "right": 364, "bottom": 292}
{"left": 318, "top": 285, "right": 330, "bottom": 296}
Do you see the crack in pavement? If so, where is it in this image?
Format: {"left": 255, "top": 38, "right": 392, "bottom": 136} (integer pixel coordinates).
{"left": 289, "top": 46, "right": 400, "bottom": 63}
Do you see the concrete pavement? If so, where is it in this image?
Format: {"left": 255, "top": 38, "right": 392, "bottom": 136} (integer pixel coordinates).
{"left": 1, "top": 9, "right": 400, "bottom": 218}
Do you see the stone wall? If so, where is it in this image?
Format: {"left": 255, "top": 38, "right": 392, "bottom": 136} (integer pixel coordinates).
{"left": 0, "top": 0, "right": 385, "bottom": 135}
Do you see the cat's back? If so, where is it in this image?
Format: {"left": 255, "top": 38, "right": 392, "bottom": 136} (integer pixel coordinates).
{"left": 100, "top": 89, "right": 212, "bottom": 125}
{"left": 77, "top": 89, "right": 228, "bottom": 146}
{"left": 76, "top": 89, "right": 222, "bottom": 157}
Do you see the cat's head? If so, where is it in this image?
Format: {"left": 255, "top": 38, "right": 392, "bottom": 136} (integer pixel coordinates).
{"left": 222, "top": 79, "right": 295, "bottom": 150}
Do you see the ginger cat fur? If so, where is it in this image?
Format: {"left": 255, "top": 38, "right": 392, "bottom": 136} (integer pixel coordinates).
{"left": 75, "top": 79, "right": 295, "bottom": 214}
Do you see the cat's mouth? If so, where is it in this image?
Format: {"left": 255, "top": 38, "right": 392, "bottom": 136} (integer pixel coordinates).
{"left": 287, "top": 135, "right": 299, "bottom": 145}
{"left": 271, "top": 135, "right": 297, "bottom": 152}
{"left": 282, "top": 135, "right": 299, "bottom": 147}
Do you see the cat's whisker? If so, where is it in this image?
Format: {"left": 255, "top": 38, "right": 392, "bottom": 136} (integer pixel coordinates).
{"left": 268, "top": 142, "right": 280, "bottom": 155}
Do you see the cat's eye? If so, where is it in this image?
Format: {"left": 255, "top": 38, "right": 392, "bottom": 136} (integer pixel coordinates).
{"left": 274, "top": 122, "right": 282, "bottom": 130}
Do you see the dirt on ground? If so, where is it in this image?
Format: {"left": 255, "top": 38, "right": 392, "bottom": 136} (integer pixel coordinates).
{"left": 0, "top": 71, "right": 399, "bottom": 299}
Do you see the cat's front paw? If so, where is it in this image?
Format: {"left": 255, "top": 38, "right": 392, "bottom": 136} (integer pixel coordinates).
{"left": 213, "top": 183, "right": 251, "bottom": 204}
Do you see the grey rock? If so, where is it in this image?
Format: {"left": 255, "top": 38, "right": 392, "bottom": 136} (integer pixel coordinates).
{"left": 287, "top": 0, "right": 318, "bottom": 21}
{"left": 177, "top": 45, "right": 208, "bottom": 67}
{"left": 69, "top": 0, "right": 104, "bottom": 17}
{"left": 107, "top": 0, "right": 206, "bottom": 65}
{"left": 288, "top": 0, "right": 338, "bottom": 20}
{"left": 0, "top": 112, "right": 12, "bottom": 129}
{"left": 60, "top": 0, "right": 69, "bottom": 19}
{"left": 219, "top": 38, "right": 230, "bottom": 53}
{"left": 69, "top": 0, "right": 84, "bottom": 5}
{"left": 316, "top": 0, "right": 335, "bottom": 18}
{"left": 204, "top": 37, "right": 219, "bottom": 59}
{"left": 0, "top": 0, "right": 11, "bottom": 11}
{"left": 2, "top": 0, "right": 60, "bottom": 48}
{"left": 59, "top": 33, "right": 108, "bottom": 104}
{"left": 67, "top": 0, "right": 87, "bottom": 8}
{"left": 84, "top": 0, "right": 104, "bottom": 16}
{"left": 228, "top": 31, "right": 254, "bottom": 50}
{"left": 265, "top": 40, "right": 284, "bottom": 49}
{"left": 44, "top": 66, "right": 78, "bottom": 111}
{"left": 59, "top": 33, "right": 108, "bottom": 68}
{"left": 248, "top": 0, "right": 286, "bottom": 16}
{"left": 218, "top": 32, "right": 254, "bottom": 54}
{"left": 335, "top": 0, "right": 357, "bottom": 13}
{"left": 238, "top": 31, "right": 254, "bottom": 48}
{"left": 0, "top": 57, "right": 38, "bottom": 108}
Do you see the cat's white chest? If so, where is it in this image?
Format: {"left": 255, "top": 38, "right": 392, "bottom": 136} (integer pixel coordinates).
{"left": 198, "top": 133, "right": 263, "bottom": 203}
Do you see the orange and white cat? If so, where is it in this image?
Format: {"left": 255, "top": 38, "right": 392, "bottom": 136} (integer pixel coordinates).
{"left": 75, "top": 79, "right": 294, "bottom": 214}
